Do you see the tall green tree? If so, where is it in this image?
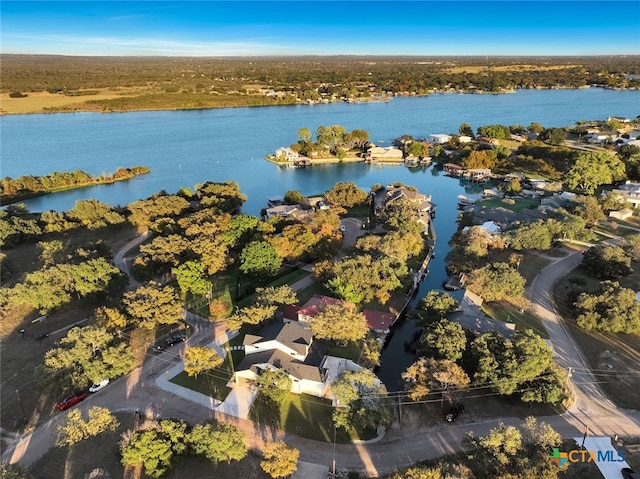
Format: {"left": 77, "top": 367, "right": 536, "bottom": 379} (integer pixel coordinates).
{"left": 467, "top": 262, "right": 526, "bottom": 302}
{"left": 324, "top": 181, "right": 368, "bottom": 207}
{"left": 414, "top": 291, "right": 459, "bottom": 326}
{"left": 187, "top": 422, "right": 247, "bottom": 464}
{"left": 421, "top": 320, "right": 467, "bottom": 362}
{"left": 183, "top": 347, "right": 223, "bottom": 379}
{"left": 40, "top": 325, "right": 134, "bottom": 391}
{"left": 56, "top": 407, "right": 119, "bottom": 447}
{"left": 402, "top": 357, "right": 469, "bottom": 401}
{"left": 331, "top": 369, "right": 391, "bottom": 431}
{"left": 122, "top": 282, "right": 183, "bottom": 330}
{"left": 240, "top": 241, "right": 282, "bottom": 276}
{"left": 308, "top": 302, "right": 368, "bottom": 344}
{"left": 581, "top": 244, "right": 632, "bottom": 279}
{"left": 574, "top": 281, "right": 640, "bottom": 333}
{"left": 173, "top": 260, "right": 212, "bottom": 296}
{"left": 260, "top": 441, "right": 299, "bottom": 479}
{"left": 565, "top": 151, "right": 626, "bottom": 194}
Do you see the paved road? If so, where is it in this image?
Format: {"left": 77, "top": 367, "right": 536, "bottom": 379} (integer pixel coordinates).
{"left": 4, "top": 245, "right": 640, "bottom": 477}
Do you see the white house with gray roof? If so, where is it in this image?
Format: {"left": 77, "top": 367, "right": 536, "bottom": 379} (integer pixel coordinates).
{"left": 233, "top": 322, "right": 361, "bottom": 398}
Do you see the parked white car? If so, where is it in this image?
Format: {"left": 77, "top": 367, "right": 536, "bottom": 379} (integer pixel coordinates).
{"left": 89, "top": 378, "right": 110, "bottom": 393}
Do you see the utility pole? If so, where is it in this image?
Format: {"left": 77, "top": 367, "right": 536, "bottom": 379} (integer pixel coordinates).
{"left": 581, "top": 425, "right": 589, "bottom": 449}
{"left": 16, "top": 389, "right": 27, "bottom": 425}
{"left": 332, "top": 424, "right": 336, "bottom": 479}
{"left": 397, "top": 393, "right": 403, "bottom": 428}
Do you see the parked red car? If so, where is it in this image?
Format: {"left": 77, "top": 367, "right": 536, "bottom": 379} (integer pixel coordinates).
{"left": 56, "top": 392, "right": 88, "bottom": 411}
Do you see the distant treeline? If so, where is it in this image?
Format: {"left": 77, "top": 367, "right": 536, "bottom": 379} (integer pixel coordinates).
{"left": 1, "top": 166, "right": 150, "bottom": 205}
{"left": 2, "top": 54, "right": 639, "bottom": 97}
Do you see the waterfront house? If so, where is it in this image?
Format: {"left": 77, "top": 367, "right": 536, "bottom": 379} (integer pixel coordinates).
{"left": 264, "top": 204, "right": 309, "bottom": 220}
{"left": 362, "top": 309, "right": 395, "bottom": 335}
{"left": 275, "top": 147, "right": 299, "bottom": 162}
{"left": 367, "top": 145, "right": 404, "bottom": 161}
{"left": 428, "top": 134, "right": 452, "bottom": 144}
{"left": 443, "top": 163, "right": 463, "bottom": 177}
{"left": 446, "top": 289, "right": 516, "bottom": 337}
{"left": 586, "top": 131, "right": 619, "bottom": 144}
{"left": 234, "top": 321, "right": 363, "bottom": 398}
{"left": 284, "top": 294, "right": 346, "bottom": 326}
{"left": 609, "top": 208, "right": 633, "bottom": 220}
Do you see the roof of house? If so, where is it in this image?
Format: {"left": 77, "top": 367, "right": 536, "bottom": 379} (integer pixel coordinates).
{"left": 243, "top": 322, "right": 312, "bottom": 356}
{"left": 363, "top": 309, "right": 395, "bottom": 332}
{"left": 235, "top": 348, "right": 324, "bottom": 382}
{"left": 297, "top": 294, "right": 344, "bottom": 319}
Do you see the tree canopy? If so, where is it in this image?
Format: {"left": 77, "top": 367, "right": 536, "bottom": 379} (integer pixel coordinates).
{"left": 565, "top": 151, "right": 626, "bottom": 194}
{"left": 324, "top": 181, "right": 368, "bottom": 208}
{"left": 574, "top": 280, "right": 640, "bottom": 333}
{"left": 121, "top": 282, "right": 183, "bottom": 330}
{"left": 331, "top": 369, "right": 391, "bottom": 431}
{"left": 260, "top": 441, "right": 299, "bottom": 479}
{"left": 466, "top": 262, "right": 526, "bottom": 302}
{"left": 183, "top": 346, "right": 223, "bottom": 379}
{"left": 308, "top": 302, "right": 368, "bottom": 343}
{"left": 581, "top": 244, "right": 633, "bottom": 280}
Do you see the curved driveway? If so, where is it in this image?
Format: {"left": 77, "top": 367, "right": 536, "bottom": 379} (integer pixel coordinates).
{"left": 4, "top": 248, "right": 640, "bottom": 477}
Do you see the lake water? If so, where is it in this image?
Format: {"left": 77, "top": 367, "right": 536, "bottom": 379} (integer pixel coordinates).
{"left": 2, "top": 88, "right": 639, "bottom": 390}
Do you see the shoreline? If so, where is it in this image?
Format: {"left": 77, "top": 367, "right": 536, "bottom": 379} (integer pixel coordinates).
{"left": 3, "top": 85, "right": 635, "bottom": 116}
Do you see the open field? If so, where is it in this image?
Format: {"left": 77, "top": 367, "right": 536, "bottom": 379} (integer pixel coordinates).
{"left": 445, "top": 64, "right": 581, "bottom": 74}
{"left": 0, "top": 88, "right": 144, "bottom": 114}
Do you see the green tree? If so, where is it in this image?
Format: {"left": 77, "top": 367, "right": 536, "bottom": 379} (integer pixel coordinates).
{"left": 283, "top": 190, "right": 305, "bottom": 205}
{"left": 467, "top": 263, "right": 526, "bottom": 301}
{"left": 581, "top": 244, "right": 632, "bottom": 279}
{"left": 260, "top": 441, "right": 299, "bottom": 479}
{"left": 331, "top": 369, "right": 391, "bottom": 431}
{"left": 528, "top": 122, "right": 544, "bottom": 134}
{"left": 324, "top": 181, "right": 368, "bottom": 208}
{"left": 464, "top": 422, "right": 523, "bottom": 468}
{"left": 94, "top": 306, "right": 129, "bottom": 331}
{"left": 316, "top": 125, "right": 347, "bottom": 154}
{"left": 240, "top": 241, "right": 282, "bottom": 276}
{"left": 323, "top": 254, "right": 408, "bottom": 305}
{"left": 406, "top": 141, "right": 430, "bottom": 158}
{"left": 402, "top": 357, "right": 469, "bottom": 401}
{"left": 187, "top": 422, "right": 247, "bottom": 464}
{"left": 574, "top": 281, "right": 640, "bottom": 333}
{"left": 459, "top": 123, "right": 473, "bottom": 136}
{"left": 539, "top": 127, "right": 566, "bottom": 145}
{"left": 461, "top": 149, "right": 496, "bottom": 170}
{"left": 68, "top": 199, "right": 124, "bottom": 229}
{"left": 297, "top": 127, "right": 312, "bottom": 144}
{"left": 256, "top": 369, "right": 292, "bottom": 404}
{"left": 224, "top": 214, "right": 262, "bottom": 247}
{"left": 414, "top": 291, "right": 459, "bottom": 326}
{"left": 56, "top": 407, "right": 119, "bottom": 447}
{"left": 173, "top": 260, "right": 212, "bottom": 296}
{"left": 477, "top": 125, "right": 510, "bottom": 139}
{"left": 308, "top": 302, "right": 368, "bottom": 344}
{"left": 140, "top": 234, "right": 191, "bottom": 268}
{"left": 120, "top": 419, "right": 188, "bottom": 478}
{"left": 39, "top": 325, "right": 134, "bottom": 390}
{"left": 183, "top": 346, "right": 223, "bottom": 379}
{"left": 421, "top": 320, "right": 467, "bottom": 362}
{"left": 122, "top": 282, "right": 183, "bottom": 330}
{"left": 565, "top": 151, "right": 626, "bottom": 194}
{"left": 471, "top": 330, "right": 554, "bottom": 396}
{"left": 509, "top": 221, "right": 553, "bottom": 251}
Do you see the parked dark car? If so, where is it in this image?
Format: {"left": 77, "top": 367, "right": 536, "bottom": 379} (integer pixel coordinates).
{"left": 150, "top": 343, "right": 165, "bottom": 354}
{"left": 56, "top": 392, "right": 88, "bottom": 411}
{"left": 165, "top": 334, "right": 186, "bottom": 347}
{"left": 445, "top": 404, "right": 465, "bottom": 422}
{"left": 622, "top": 468, "right": 640, "bottom": 479}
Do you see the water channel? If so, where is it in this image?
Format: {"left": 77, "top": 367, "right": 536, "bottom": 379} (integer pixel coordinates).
{"left": 2, "top": 88, "right": 639, "bottom": 390}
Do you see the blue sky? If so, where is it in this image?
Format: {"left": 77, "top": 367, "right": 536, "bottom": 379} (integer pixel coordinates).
{"left": 1, "top": 1, "right": 639, "bottom": 56}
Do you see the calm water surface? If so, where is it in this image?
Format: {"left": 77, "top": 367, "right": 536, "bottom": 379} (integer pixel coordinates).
{"left": 2, "top": 88, "right": 639, "bottom": 389}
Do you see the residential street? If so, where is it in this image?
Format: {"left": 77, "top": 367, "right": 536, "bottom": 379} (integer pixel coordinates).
{"left": 3, "top": 246, "right": 640, "bottom": 477}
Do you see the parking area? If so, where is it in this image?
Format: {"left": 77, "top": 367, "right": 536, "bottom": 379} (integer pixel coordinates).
{"left": 340, "top": 217, "right": 367, "bottom": 249}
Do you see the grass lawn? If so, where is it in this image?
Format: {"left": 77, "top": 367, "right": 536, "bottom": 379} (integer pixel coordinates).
{"left": 234, "top": 268, "right": 312, "bottom": 309}
{"left": 481, "top": 300, "right": 549, "bottom": 339}
{"left": 319, "top": 339, "right": 363, "bottom": 362}
{"left": 249, "top": 393, "right": 377, "bottom": 443}
{"left": 476, "top": 197, "right": 539, "bottom": 212}
{"left": 346, "top": 204, "right": 371, "bottom": 219}
{"left": 515, "top": 253, "right": 552, "bottom": 284}
{"left": 169, "top": 339, "right": 241, "bottom": 401}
